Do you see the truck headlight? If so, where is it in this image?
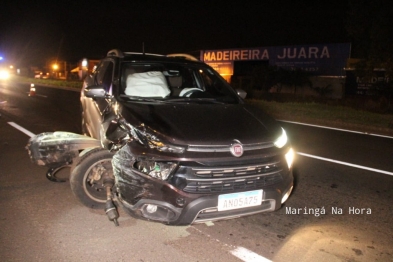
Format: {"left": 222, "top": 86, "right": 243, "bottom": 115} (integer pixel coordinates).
{"left": 119, "top": 118, "right": 185, "bottom": 154}
{"left": 274, "top": 128, "right": 288, "bottom": 148}
{"left": 135, "top": 161, "right": 178, "bottom": 180}
{"left": 285, "top": 148, "right": 295, "bottom": 169}
{"left": 147, "top": 139, "right": 185, "bottom": 154}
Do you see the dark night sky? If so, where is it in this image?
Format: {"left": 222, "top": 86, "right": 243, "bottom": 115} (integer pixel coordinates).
{"left": 0, "top": 0, "right": 350, "bottom": 67}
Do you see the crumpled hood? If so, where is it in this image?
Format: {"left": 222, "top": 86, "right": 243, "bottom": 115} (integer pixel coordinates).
{"left": 120, "top": 102, "right": 282, "bottom": 145}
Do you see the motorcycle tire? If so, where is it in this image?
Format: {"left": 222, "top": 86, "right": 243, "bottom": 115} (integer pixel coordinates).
{"left": 70, "top": 147, "right": 114, "bottom": 209}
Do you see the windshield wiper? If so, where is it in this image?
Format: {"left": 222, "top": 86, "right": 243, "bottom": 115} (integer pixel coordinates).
{"left": 120, "top": 95, "right": 168, "bottom": 103}
{"left": 166, "top": 97, "right": 227, "bottom": 104}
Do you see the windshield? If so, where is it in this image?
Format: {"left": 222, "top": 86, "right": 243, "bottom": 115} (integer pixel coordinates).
{"left": 119, "top": 62, "right": 240, "bottom": 104}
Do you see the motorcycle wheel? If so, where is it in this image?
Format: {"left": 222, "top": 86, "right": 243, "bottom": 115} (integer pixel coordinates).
{"left": 70, "top": 148, "right": 114, "bottom": 209}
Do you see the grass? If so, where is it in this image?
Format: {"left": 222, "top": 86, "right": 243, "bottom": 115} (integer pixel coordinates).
{"left": 13, "top": 75, "right": 82, "bottom": 89}
{"left": 247, "top": 99, "right": 393, "bottom": 136}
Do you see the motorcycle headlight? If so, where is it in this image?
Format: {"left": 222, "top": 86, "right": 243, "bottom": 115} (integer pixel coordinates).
{"left": 135, "top": 161, "right": 178, "bottom": 180}
{"left": 274, "top": 128, "right": 288, "bottom": 148}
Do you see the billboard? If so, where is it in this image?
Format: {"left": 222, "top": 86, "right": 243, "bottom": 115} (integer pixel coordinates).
{"left": 201, "top": 43, "right": 351, "bottom": 76}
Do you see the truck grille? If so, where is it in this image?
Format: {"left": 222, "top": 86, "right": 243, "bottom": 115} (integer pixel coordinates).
{"left": 183, "top": 162, "right": 283, "bottom": 193}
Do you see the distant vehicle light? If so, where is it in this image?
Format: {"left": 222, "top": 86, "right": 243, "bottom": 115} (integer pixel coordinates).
{"left": 0, "top": 69, "right": 10, "bottom": 80}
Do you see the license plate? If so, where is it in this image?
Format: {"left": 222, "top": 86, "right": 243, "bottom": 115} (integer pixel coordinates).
{"left": 217, "top": 190, "right": 263, "bottom": 211}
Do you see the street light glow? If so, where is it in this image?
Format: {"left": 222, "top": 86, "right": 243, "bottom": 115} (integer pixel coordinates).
{"left": 81, "top": 59, "right": 88, "bottom": 67}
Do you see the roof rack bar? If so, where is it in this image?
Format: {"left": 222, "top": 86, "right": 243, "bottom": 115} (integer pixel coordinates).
{"left": 167, "top": 53, "right": 199, "bottom": 61}
{"left": 107, "top": 49, "right": 125, "bottom": 58}
{"left": 123, "top": 52, "right": 164, "bottom": 57}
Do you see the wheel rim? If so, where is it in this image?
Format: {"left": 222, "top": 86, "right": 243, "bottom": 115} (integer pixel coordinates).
{"left": 82, "top": 158, "right": 113, "bottom": 203}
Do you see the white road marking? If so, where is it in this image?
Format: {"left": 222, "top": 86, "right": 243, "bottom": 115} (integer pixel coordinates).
{"left": 7, "top": 122, "right": 36, "bottom": 138}
{"left": 279, "top": 120, "right": 393, "bottom": 139}
{"left": 297, "top": 152, "right": 393, "bottom": 176}
{"left": 192, "top": 225, "right": 272, "bottom": 262}
{"left": 231, "top": 246, "right": 272, "bottom": 262}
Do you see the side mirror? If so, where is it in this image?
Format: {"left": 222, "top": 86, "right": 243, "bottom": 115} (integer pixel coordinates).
{"left": 236, "top": 89, "right": 247, "bottom": 99}
{"left": 84, "top": 85, "right": 107, "bottom": 98}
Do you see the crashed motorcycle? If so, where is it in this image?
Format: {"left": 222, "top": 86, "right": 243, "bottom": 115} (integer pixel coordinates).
{"left": 26, "top": 124, "right": 131, "bottom": 226}
{"left": 26, "top": 111, "right": 208, "bottom": 227}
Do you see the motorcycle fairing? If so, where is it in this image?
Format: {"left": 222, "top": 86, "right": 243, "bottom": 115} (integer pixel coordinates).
{"left": 26, "top": 131, "right": 102, "bottom": 167}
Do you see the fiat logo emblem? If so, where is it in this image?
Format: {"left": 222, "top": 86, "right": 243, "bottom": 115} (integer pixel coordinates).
{"left": 230, "top": 142, "right": 243, "bottom": 157}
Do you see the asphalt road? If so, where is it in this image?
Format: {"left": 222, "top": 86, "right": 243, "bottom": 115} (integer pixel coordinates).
{"left": 1, "top": 81, "right": 393, "bottom": 262}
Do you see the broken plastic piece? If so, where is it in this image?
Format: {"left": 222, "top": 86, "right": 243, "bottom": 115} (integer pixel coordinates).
{"left": 26, "top": 132, "right": 102, "bottom": 168}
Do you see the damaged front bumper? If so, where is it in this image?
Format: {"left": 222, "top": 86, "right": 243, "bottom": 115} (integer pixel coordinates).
{"left": 112, "top": 143, "right": 294, "bottom": 226}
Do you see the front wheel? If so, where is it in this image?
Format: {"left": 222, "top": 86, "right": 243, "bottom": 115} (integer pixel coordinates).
{"left": 70, "top": 148, "right": 114, "bottom": 209}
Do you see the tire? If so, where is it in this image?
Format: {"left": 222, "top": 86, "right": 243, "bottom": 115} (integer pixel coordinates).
{"left": 70, "top": 148, "right": 114, "bottom": 209}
